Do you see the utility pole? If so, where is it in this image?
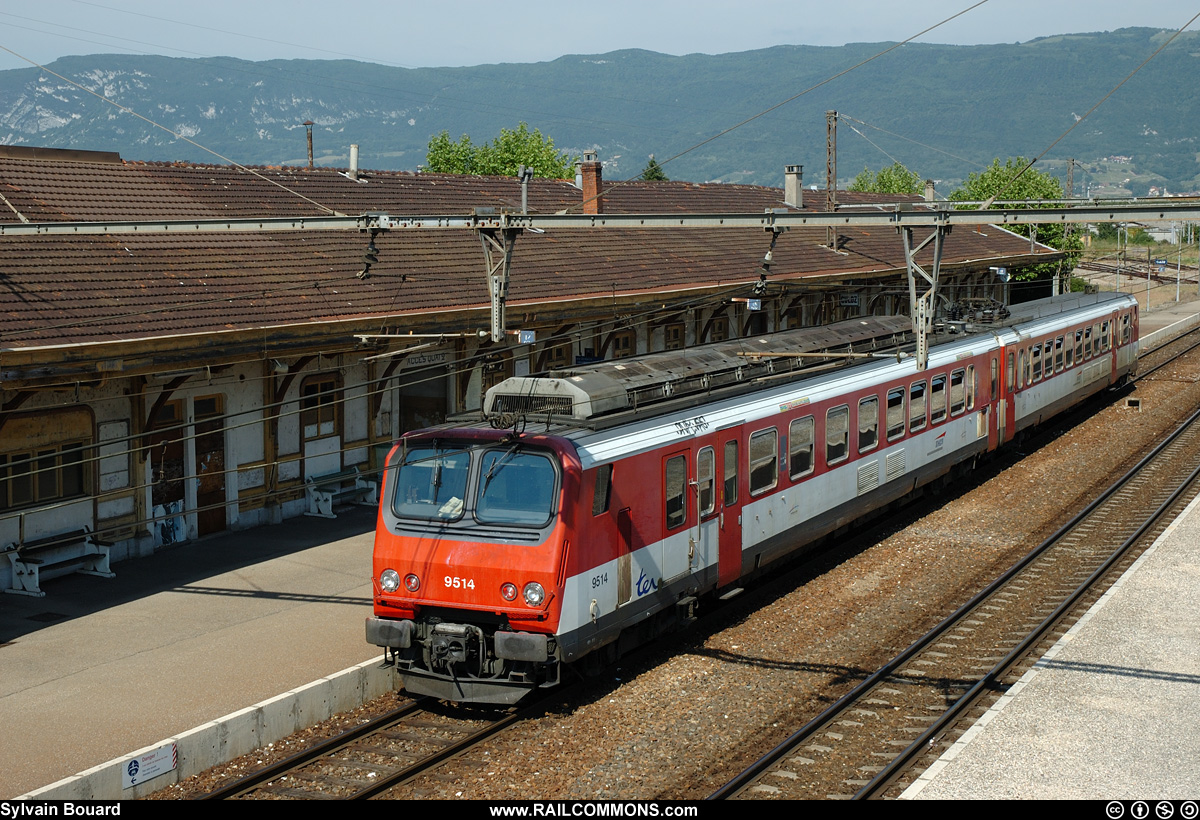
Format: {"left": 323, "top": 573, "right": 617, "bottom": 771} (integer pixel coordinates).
{"left": 826, "top": 110, "right": 837, "bottom": 249}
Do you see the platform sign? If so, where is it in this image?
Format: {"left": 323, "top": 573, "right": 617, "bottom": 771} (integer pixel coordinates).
{"left": 518, "top": 330, "right": 536, "bottom": 344}
{"left": 747, "top": 299, "right": 761, "bottom": 311}
{"left": 123, "top": 742, "right": 177, "bottom": 789}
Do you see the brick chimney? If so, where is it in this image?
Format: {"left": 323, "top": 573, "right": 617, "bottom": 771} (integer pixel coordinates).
{"left": 580, "top": 150, "right": 603, "bottom": 214}
{"left": 784, "top": 164, "right": 803, "bottom": 208}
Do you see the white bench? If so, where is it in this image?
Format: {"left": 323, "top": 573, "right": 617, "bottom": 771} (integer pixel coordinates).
{"left": 3, "top": 526, "right": 115, "bottom": 597}
{"left": 304, "top": 466, "right": 378, "bottom": 519}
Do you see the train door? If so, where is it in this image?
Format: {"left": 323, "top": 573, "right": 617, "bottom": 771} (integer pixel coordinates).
{"left": 662, "top": 449, "right": 691, "bottom": 581}
{"left": 717, "top": 431, "right": 743, "bottom": 588}
{"left": 692, "top": 444, "right": 719, "bottom": 582}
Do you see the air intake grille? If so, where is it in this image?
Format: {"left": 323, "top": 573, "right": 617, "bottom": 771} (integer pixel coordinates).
{"left": 490, "top": 394, "right": 575, "bottom": 417}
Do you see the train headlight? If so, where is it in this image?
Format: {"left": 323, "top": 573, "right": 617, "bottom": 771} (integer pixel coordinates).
{"left": 380, "top": 569, "right": 400, "bottom": 593}
{"left": 523, "top": 582, "right": 545, "bottom": 607}
{"left": 500, "top": 582, "right": 518, "bottom": 602}
{"left": 404, "top": 573, "right": 420, "bottom": 593}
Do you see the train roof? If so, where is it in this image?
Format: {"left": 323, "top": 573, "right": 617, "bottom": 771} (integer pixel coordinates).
{"left": 474, "top": 291, "right": 1134, "bottom": 433}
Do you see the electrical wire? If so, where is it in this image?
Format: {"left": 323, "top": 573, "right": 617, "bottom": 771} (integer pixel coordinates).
{"left": 578, "top": 0, "right": 990, "bottom": 205}
{"left": 982, "top": 11, "right": 1200, "bottom": 207}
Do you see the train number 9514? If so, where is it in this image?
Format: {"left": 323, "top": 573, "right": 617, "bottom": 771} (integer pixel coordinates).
{"left": 444, "top": 576, "right": 475, "bottom": 590}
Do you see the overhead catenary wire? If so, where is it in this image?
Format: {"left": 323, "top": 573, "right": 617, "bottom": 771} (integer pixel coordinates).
{"left": 981, "top": 10, "right": 1200, "bottom": 207}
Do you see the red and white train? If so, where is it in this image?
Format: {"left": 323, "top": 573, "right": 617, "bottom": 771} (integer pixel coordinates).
{"left": 366, "top": 292, "right": 1138, "bottom": 704}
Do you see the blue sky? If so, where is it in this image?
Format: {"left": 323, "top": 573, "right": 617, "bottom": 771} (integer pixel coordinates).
{"left": 2, "top": 1, "right": 1199, "bottom": 72}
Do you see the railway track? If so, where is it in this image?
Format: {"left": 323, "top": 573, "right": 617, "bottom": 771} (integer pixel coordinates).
{"left": 201, "top": 698, "right": 524, "bottom": 800}
{"left": 710, "top": 353, "right": 1200, "bottom": 800}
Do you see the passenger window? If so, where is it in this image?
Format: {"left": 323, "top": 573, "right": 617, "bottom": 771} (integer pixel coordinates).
{"left": 858, "top": 396, "right": 879, "bottom": 452}
{"left": 909, "top": 381, "right": 927, "bottom": 432}
{"left": 789, "top": 416, "right": 815, "bottom": 479}
{"left": 930, "top": 375, "right": 947, "bottom": 424}
{"left": 1017, "top": 350, "right": 1026, "bottom": 388}
{"left": 1065, "top": 337, "right": 1074, "bottom": 368}
{"left": 1006, "top": 352, "right": 1015, "bottom": 392}
{"left": 665, "top": 455, "right": 687, "bottom": 530}
{"left": 592, "top": 464, "right": 613, "bottom": 516}
{"left": 723, "top": 440, "right": 738, "bottom": 505}
{"left": 697, "top": 447, "right": 715, "bottom": 517}
{"left": 826, "top": 406, "right": 849, "bottom": 465}
{"left": 1055, "top": 336, "right": 1064, "bottom": 372}
{"left": 1084, "top": 327, "right": 1093, "bottom": 358}
{"left": 886, "top": 387, "right": 906, "bottom": 440}
{"left": 1032, "top": 344, "right": 1043, "bottom": 382}
{"left": 967, "top": 366, "right": 976, "bottom": 409}
{"left": 1101, "top": 322, "right": 1111, "bottom": 352}
{"left": 749, "top": 429, "right": 778, "bottom": 496}
{"left": 1075, "top": 330, "right": 1083, "bottom": 362}
{"left": 950, "top": 369, "right": 966, "bottom": 416}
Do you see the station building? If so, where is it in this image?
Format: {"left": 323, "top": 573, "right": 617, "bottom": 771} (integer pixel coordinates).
{"left": 0, "top": 145, "right": 1061, "bottom": 594}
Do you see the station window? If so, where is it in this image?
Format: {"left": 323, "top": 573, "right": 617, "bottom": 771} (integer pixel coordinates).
{"left": 709, "top": 316, "right": 729, "bottom": 343}
{"left": 909, "top": 381, "right": 927, "bottom": 433}
{"left": 930, "top": 375, "right": 947, "bottom": 424}
{"left": 0, "top": 441, "right": 88, "bottom": 512}
{"left": 826, "top": 406, "right": 849, "bottom": 465}
{"left": 749, "top": 428, "right": 778, "bottom": 496}
{"left": 886, "top": 387, "right": 906, "bottom": 440}
{"left": 789, "top": 416, "right": 815, "bottom": 479}
{"left": 664, "top": 323, "right": 685, "bottom": 351}
{"left": 545, "top": 341, "right": 573, "bottom": 370}
{"left": 858, "top": 396, "right": 879, "bottom": 452}
{"left": 300, "top": 374, "right": 340, "bottom": 440}
{"left": 665, "top": 455, "right": 687, "bottom": 530}
{"left": 610, "top": 331, "right": 635, "bottom": 360}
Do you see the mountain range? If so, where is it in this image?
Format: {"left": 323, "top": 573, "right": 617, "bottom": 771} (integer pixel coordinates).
{"left": 1, "top": 27, "right": 1197, "bottom": 194}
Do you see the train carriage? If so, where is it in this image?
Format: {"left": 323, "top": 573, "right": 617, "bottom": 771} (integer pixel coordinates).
{"left": 366, "top": 292, "right": 1138, "bottom": 704}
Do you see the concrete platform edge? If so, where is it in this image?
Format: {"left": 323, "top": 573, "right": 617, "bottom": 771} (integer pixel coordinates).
{"left": 898, "top": 489, "right": 1200, "bottom": 799}
{"left": 18, "top": 656, "right": 399, "bottom": 800}
{"left": 1140, "top": 310, "right": 1200, "bottom": 352}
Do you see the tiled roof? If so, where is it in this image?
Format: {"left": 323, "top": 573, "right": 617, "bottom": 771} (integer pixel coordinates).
{"left": 0, "top": 155, "right": 1057, "bottom": 351}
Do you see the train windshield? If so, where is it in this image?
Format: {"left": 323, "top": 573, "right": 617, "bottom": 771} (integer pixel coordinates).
{"left": 392, "top": 447, "right": 470, "bottom": 520}
{"left": 476, "top": 448, "right": 557, "bottom": 526}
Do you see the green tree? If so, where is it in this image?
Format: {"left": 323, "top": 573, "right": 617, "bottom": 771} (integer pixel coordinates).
{"left": 424, "top": 123, "right": 577, "bottom": 179}
{"left": 641, "top": 154, "right": 669, "bottom": 181}
{"left": 949, "top": 157, "right": 1083, "bottom": 280}
{"left": 848, "top": 162, "right": 921, "bottom": 195}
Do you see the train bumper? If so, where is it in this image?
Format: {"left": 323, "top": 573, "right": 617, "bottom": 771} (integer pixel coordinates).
{"left": 367, "top": 617, "right": 558, "bottom": 704}
{"left": 366, "top": 616, "right": 414, "bottom": 649}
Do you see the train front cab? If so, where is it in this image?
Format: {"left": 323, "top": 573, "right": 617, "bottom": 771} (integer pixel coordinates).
{"left": 366, "top": 430, "right": 579, "bottom": 704}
